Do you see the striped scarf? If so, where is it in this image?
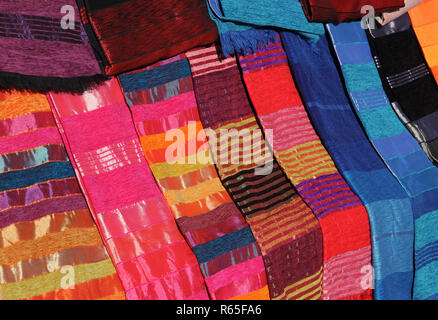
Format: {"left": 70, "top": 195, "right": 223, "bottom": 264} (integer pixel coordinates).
{"left": 366, "top": 14, "right": 438, "bottom": 165}
{"left": 0, "top": 0, "right": 106, "bottom": 93}
{"left": 206, "top": 0, "right": 324, "bottom": 57}
{"left": 76, "top": 0, "right": 218, "bottom": 75}
{"left": 0, "top": 92, "right": 125, "bottom": 300}
{"left": 237, "top": 38, "right": 384, "bottom": 300}
{"left": 327, "top": 21, "right": 438, "bottom": 300}
{"left": 187, "top": 45, "right": 324, "bottom": 300}
{"left": 281, "top": 32, "right": 382, "bottom": 300}
{"left": 299, "top": 0, "right": 405, "bottom": 22}
{"left": 118, "top": 55, "right": 269, "bottom": 300}
{"left": 409, "top": 0, "right": 438, "bottom": 84}
{"left": 47, "top": 79, "right": 209, "bottom": 300}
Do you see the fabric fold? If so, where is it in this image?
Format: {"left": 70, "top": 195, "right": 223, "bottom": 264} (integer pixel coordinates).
{"left": 0, "top": 91, "right": 125, "bottom": 300}
{"left": 327, "top": 21, "right": 438, "bottom": 300}
{"left": 186, "top": 44, "right": 324, "bottom": 300}
{"left": 47, "top": 79, "right": 209, "bottom": 300}
{"left": 236, "top": 36, "right": 411, "bottom": 299}
{"left": 117, "top": 55, "right": 269, "bottom": 300}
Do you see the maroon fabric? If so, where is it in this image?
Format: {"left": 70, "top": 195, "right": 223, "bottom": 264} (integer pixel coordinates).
{"left": 299, "top": 0, "right": 405, "bottom": 22}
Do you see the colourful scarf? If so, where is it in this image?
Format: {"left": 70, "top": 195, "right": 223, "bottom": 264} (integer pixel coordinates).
{"left": 118, "top": 55, "right": 269, "bottom": 300}
{"left": 299, "top": 0, "right": 405, "bottom": 22}
{"left": 187, "top": 45, "right": 324, "bottom": 300}
{"left": 409, "top": 0, "right": 438, "bottom": 85}
{"left": 76, "top": 0, "right": 218, "bottom": 75}
{"left": 327, "top": 21, "right": 438, "bottom": 300}
{"left": 237, "top": 38, "right": 383, "bottom": 300}
{"left": 0, "top": 0, "right": 106, "bottom": 93}
{"left": 366, "top": 15, "right": 438, "bottom": 165}
{"left": 0, "top": 92, "right": 125, "bottom": 300}
{"left": 47, "top": 79, "right": 209, "bottom": 300}
{"left": 206, "top": 0, "right": 324, "bottom": 57}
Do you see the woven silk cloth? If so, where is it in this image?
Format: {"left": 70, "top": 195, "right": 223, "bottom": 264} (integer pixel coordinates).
{"left": 76, "top": 0, "right": 218, "bottom": 75}
{"left": 365, "top": 15, "right": 438, "bottom": 165}
{"left": 187, "top": 45, "right": 324, "bottom": 300}
{"left": 118, "top": 55, "right": 269, "bottom": 300}
{"left": 237, "top": 39, "right": 380, "bottom": 300}
{"left": 0, "top": 0, "right": 106, "bottom": 93}
{"left": 325, "top": 24, "right": 415, "bottom": 300}
{"left": 298, "top": 0, "right": 405, "bottom": 22}
{"left": 206, "top": 0, "right": 324, "bottom": 57}
{"left": 327, "top": 22, "right": 438, "bottom": 300}
{"left": 281, "top": 32, "right": 384, "bottom": 300}
{"left": 410, "top": 0, "right": 438, "bottom": 84}
{"left": 47, "top": 79, "right": 209, "bottom": 300}
{"left": 0, "top": 92, "right": 125, "bottom": 300}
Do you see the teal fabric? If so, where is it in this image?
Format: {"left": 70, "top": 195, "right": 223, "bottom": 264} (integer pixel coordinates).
{"left": 207, "top": 0, "right": 324, "bottom": 56}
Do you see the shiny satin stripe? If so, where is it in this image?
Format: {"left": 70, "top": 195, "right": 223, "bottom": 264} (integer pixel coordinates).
{"left": 231, "top": 285, "right": 270, "bottom": 300}
{"left": 164, "top": 178, "right": 226, "bottom": 206}
{"left": 0, "top": 93, "right": 50, "bottom": 120}
{"left": 135, "top": 107, "right": 200, "bottom": 136}
{"left": 0, "top": 209, "right": 94, "bottom": 248}
{"left": 0, "top": 177, "right": 79, "bottom": 212}
{"left": 73, "top": 139, "right": 145, "bottom": 176}
{"left": 158, "top": 165, "right": 218, "bottom": 191}
{"left": 0, "top": 144, "right": 67, "bottom": 174}
{"left": 0, "top": 195, "right": 88, "bottom": 230}
{"left": 27, "top": 273, "right": 125, "bottom": 300}
{"left": 0, "top": 259, "right": 116, "bottom": 300}
{"left": 0, "top": 226, "right": 103, "bottom": 266}
{"left": 0, "top": 245, "right": 109, "bottom": 284}
{"left": 0, "top": 111, "right": 55, "bottom": 138}
{"left": 0, "top": 127, "right": 63, "bottom": 155}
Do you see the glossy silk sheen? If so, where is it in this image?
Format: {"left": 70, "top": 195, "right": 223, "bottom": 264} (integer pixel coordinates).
{"left": 48, "top": 79, "right": 209, "bottom": 300}
{"left": 0, "top": 91, "right": 125, "bottom": 300}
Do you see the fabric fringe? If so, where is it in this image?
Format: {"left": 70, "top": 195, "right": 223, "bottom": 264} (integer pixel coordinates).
{"left": 0, "top": 72, "right": 109, "bottom": 94}
{"left": 219, "top": 28, "right": 278, "bottom": 57}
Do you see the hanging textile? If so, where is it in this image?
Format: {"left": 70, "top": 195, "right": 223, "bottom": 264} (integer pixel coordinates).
{"left": 366, "top": 15, "right": 438, "bottom": 165}
{"left": 0, "top": 0, "right": 106, "bottom": 93}
{"left": 237, "top": 37, "right": 412, "bottom": 300}
{"left": 76, "top": 0, "right": 218, "bottom": 75}
{"left": 377, "top": 0, "right": 423, "bottom": 25}
{"left": 409, "top": 0, "right": 438, "bottom": 84}
{"left": 298, "top": 0, "right": 405, "bottom": 23}
{"left": 47, "top": 79, "right": 209, "bottom": 300}
{"left": 186, "top": 44, "right": 324, "bottom": 300}
{"left": 118, "top": 55, "right": 269, "bottom": 300}
{"left": 327, "top": 21, "right": 438, "bottom": 300}
{"left": 0, "top": 91, "right": 125, "bottom": 300}
{"left": 206, "top": 0, "right": 324, "bottom": 57}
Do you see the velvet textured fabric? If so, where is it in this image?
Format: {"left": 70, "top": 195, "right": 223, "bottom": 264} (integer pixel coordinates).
{"left": 207, "top": 0, "right": 324, "bottom": 57}
{"left": 327, "top": 21, "right": 438, "bottom": 300}
{"left": 0, "top": 0, "right": 106, "bottom": 93}
{"left": 118, "top": 55, "right": 269, "bottom": 300}
{"left": 299, "top": 0, "right": 405, "bottom": 22}
{"left": 366, "top": 14, "right": 438, "bottom": 165}
{"left": 0, "top": 92, "right": 125, "bottom": 300}
{"left": 48, "top": 79, "right": 209, "bottom": 300}
{"left": 237, "top": 38, "right": 402, "bottom": 300}
{"left": 76, "top": 0, "right": 218, "bottom": 75}
{"left": 187, "top": 44, "right": 324, "bottom": 300}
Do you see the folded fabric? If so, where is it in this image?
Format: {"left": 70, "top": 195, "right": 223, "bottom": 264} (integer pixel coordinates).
{"left": 76, "top": 0, "right": 218, "bottom": 75}
{"left": 366, "top": 14, "right": 438, "bottom": 165}
{"left": 187, "top": 45, "right": 324, "bottom": 300}
{"left": 409, "top": 0, "right": 438, "bottom": 84}
{"left": 118, "top": 55, "right": 269, "bottom": 300}
{"left": 299, "top": 0, "right": 405, "bottom": 22}
{"left": 237, "top": 38, "right": 408, "bottom": 300}
{"left": 377, "top": 0, "right": 423, "bottom": 25}
{"left": 47, "top": 79, "right": 209, "bottom": 300}
{"left": 0, "top": 0, "right": 106, "bottom": 93}
{"left": 327, "top": 21, "right": 438, "bottom": 300}
{"left": 0, "top": 91, "right": 125, "bottom": 300}
{"left": 207, "top": 0, "right": 324, "bottom": 57}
